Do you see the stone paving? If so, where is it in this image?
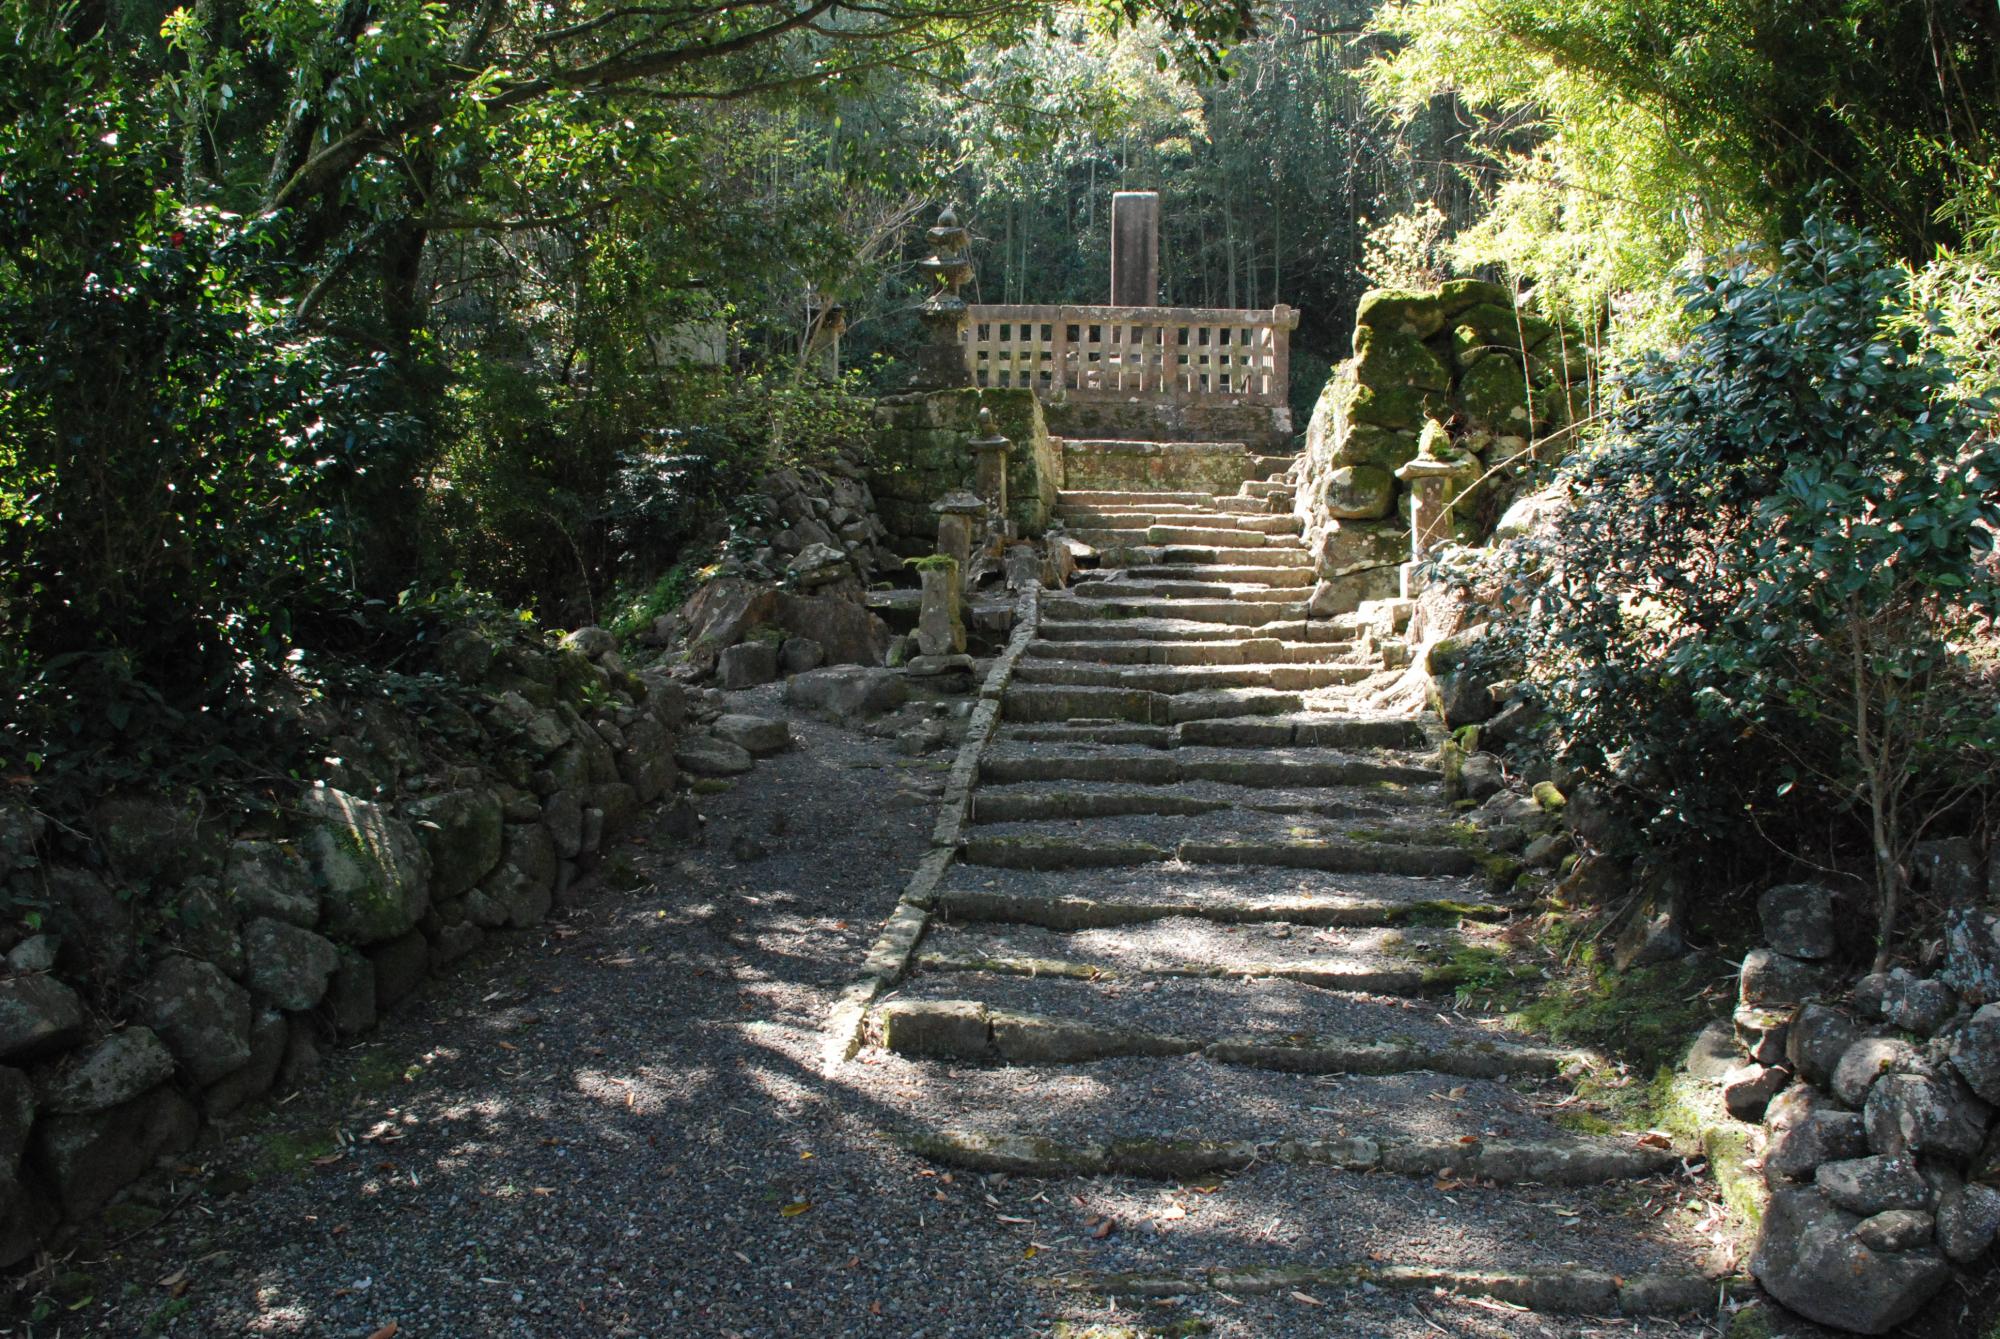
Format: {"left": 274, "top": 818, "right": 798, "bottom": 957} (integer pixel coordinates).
{"left": 839, "top": 449, "right": 1731, "bottom": 1329}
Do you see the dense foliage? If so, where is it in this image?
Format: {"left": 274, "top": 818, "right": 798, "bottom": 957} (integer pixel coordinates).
{"left": 1478, "top": 214, "right": 2000, "bottom": 960}
{"left": 1, "top": 0, "right": 1262, "bottom": 813}
{"left": 1368, "top": 0, "right": 2000, "bottom": 348}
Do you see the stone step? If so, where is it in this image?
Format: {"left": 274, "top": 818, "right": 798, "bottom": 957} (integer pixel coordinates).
{"left": 1058, "top": 490, "right": 1216, "bottom": 506}
{"left": 1157, "top": 543, "right": 1311, "bottom": 568}
{"left": 1068, "top": 579, "right": 1305, "bottom": 603}
{"left": 1037, "top": 616, "right": 1301, "bottom": 643}
{"left": 1242, "top": 480, "right": 1291, "bottom": 498}
{"left": 1250, "top": 454, "right": 1297, "bottom": 475}
{"left": 1010, "top": 661, "right": 1371, "bottom": 694}
{"left": 978, "top": 744, "right": 1439, "bottom": 788}
{"left": 930, "top": 862, "right": 1504, "bottom": 930}
{"left": 1211, "top": 495, "right": 1279, "bottom": 515}
{"left": 872, "top": 986, "right": 1578, "bottom": 1078}
{"left": 1176, "top": 713, "right": 1426, "bottom": 750}
{"left": 1144, "top": 525, "right": 1274, "bottom": 548}
{"left": 892, "top": 1123, "right": 1675, "bottom": 1186}
{"left": 959, "top": 828, "right": 1479, "bottom": 878}
{"left": 1024, "top": 637, "right": 1359, "bottom": 666}
{"left": 996, "top": 722, "right": 1176, "bottom": 747}
{"left": 1043, "top": 596, "right": 1308, "bottom": 625}
{"left": 1125, "top": 563, "right": 1313, "bottom": 587}
{"left": 1055, "top": 508, "right": 1235, "bottom": 527}
{"left": 1000, "top": 683, "right": 1308, "bottom": 725}
{"left": 968, "top": 779, "right": 1437, "bottom": 825}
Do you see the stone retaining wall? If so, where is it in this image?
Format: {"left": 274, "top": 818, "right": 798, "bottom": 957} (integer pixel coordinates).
{"left": 1041, "top": 397, "right": 1292, "bottom": 453}
{"left": 0, "top": 626, "right": 696, "bottom": 1265}
{"left": 870, "top": 388, "right": 1060, "bottom": 553}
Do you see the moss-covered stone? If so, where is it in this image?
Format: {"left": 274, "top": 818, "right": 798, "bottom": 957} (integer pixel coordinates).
{"left": 1438, "top": 278, "right": 1513, "bottom": 312}
{"left": 1347, "top": 379, "right": 1444, "bottom": 432}
{"left": 1353, "top": 325, "right": 1451, "bottom": 393}
{"left": 869, "top": 386, "right": 1058, "bottom": 544}
{"left": 1323, "top": 465, "right": 1395, "bottom": 520}
{"left": 1331, "top": 422, "right": 1421, "bottom": 472}
{"left": 1458, "top": 355, "right": 1533, "bottom": 433}
{"left": 1456, "top": 302, "right": 1555, "bottom": 353}
{"left": 1355, "top": 287, "right": 1448, "bottom": 339}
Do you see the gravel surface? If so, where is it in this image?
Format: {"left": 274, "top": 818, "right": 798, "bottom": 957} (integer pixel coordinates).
{"left": 938, "top": 862, "right": 1498, "bottom": 913}
{"left": 882, "top": 972, "right": 1539, "bottom": 1052}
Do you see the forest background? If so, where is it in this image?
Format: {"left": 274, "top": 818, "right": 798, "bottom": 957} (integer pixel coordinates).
{"left": 2, "top": 0, "right": 1996, "bottom": 834}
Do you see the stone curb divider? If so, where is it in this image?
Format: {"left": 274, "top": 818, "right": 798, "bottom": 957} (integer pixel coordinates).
{"left": 1059, "top": 1262, "right": 1725, "bottom": 1316}
{"left": 891, "top": 1126, "right": 1678, "bottom": 1185}
{"left": 818, "top": 582, "right": 1043, "bottom": 1073}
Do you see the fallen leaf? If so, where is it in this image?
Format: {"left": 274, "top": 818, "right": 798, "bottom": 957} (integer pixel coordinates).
{"left": 1636, "top": 1131, "right": 1672, "bottom": 1149}
{"left": 366, "top": 1325, "right": 399, "bottom": 1339}
{"left": 780, "top": 1201, "right": 812, "bottom": 1217}
{"left": 1156, "top": 1204, "right": 1187, "bottom": 1221}
{"left": 869, "top": 1300, "right": 883, "bottom": 1316}
{"left": 311, "top": 1154, "right": 345, "bottom": 1168}
{"left": 1091, "top": 1219, "right": 1115, "bottom": 1239}
{"left": 1290, "top": 1290, "right": 1322, "bottom": 1306}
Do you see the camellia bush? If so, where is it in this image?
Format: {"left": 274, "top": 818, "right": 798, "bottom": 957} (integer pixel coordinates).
{"left": 1486, "top": 210, "right": 2000, "bottom": 965}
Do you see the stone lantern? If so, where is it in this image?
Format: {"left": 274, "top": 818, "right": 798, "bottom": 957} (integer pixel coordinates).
{"left": 910, "top": 204, "right": 974, "bottom": 390}
{"left": 1394, "top": 418, "right": 1478, "bottom": 595}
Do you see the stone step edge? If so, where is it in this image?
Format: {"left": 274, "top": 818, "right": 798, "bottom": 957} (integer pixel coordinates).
{"left": 1056, "top": 1261, "right": 1728, "bottom": 1317}
{"left": 965, "top": 789, "right": 1441, "bottom": 825}
{"left": 913, "top": 949, "right": 1542, "bottom": 997}
{"left": 817, "top": 583, "right": 1042, "bottom": 1073}
{"left": 889, "top": 1126, "right": 1677, "bottom": 1187}
{"left": 958, "top": 834, "right": 1483, "bottom": 878}
{"left": 870, "top": 999, "right": 1585, "bottom": 1080}
{"left": 928, "top": 887, "right": 1514, "bottom": 931}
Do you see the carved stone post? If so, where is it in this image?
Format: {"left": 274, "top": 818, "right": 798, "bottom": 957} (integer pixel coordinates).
{"left": 915, "top": 558, "right": 967, "bottom": 658}
{"left": 1394, "top": 419, "right": 1477, "bottom": 596}
{"left": 968, "top": 406, "right": 1010, "bottom": 523}
{"left": 910, "top": 205, "right": 974, "bottom": 390}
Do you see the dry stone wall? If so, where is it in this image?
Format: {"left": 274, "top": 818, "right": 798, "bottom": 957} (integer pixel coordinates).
{"left": 0, "top": 625, "right": 697, "bottom": 1265}
{"left": 1294, "top": 280, "right": 1586, "bottom": 614}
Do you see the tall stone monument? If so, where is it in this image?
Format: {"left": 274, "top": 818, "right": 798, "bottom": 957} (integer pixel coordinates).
{"left": 1110, "top": 191, "right": 1160, "bottom": 307}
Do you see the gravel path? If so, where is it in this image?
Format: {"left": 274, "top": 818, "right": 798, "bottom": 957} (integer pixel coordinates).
{"left": 17, "top": 686, "right": 1724, "bottom": 1339}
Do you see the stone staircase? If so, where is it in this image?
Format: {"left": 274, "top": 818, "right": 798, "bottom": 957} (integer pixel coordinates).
{"left": 855, "top": 448, "right": 1723, "bottom": 1329}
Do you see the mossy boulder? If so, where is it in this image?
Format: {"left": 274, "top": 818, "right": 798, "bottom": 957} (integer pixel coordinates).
{"left": 1354, "top": 288, "right": 1448, "bottom": 340}
{"left": 1456, "top": 302, "right": 1556, "bottom": 354}
{"left": 1347, "top": 379, "right": 1446, "bottom": 432}
{"left": 299, "top": 788, "right": 432, "bottom": 945}
{"left": 1323, "top": 465, "right": 1396, "bottom": 520}
{"left": 1439, "top": 278, "right": 1513, "bottom": 312}
{"left": 1332, "top": 423, "right": 1422, "bottom": 472}
{"left": 1458, "top": 355, "right": 1533, "bottom": 433}
{"left": 1353, "top": 325, "right": 1451, "bottom": 393}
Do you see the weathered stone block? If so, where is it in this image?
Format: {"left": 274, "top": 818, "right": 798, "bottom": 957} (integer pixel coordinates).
{"left": 404, "top": 788, "right": 503, "bottom": 900}
{"left": 132, "top": 956, "right": 253, "bottom": 1085}
{"left": 300, "top": 787, "right": 432, "bottom": 946}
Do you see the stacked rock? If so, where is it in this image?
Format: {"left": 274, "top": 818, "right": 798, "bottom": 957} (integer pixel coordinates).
{"left": 716, "top": 451, "right": 898, "bottom": 589}
{"left": 1717, "top": 882, "right": 2000, "bottom": 1333}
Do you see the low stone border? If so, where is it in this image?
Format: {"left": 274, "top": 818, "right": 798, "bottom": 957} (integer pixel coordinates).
{"left": 818, "top": 582, "right": 1042, "bottom": 1072}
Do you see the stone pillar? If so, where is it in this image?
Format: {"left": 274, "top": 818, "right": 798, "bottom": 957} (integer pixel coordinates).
{"left": 968, "top": 407, "right": 1010, "bottom": 522}
{"left": 915, "top": 559, "right": 967, "bottom": 657}
{"left": 910, "top": 205, "right": 974, "bottom": 390}
{"left": 1110, "top": 191, "right": 1160, "bottom": 307}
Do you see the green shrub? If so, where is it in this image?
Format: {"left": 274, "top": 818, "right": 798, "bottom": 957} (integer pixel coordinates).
{"left": 1480, "top": 209, "right": 2000, "bottom": 963}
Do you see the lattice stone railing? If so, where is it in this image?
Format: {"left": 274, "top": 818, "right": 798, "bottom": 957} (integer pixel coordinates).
{"left": 965, "top": 303, "right": 1298, "bottom": 407}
